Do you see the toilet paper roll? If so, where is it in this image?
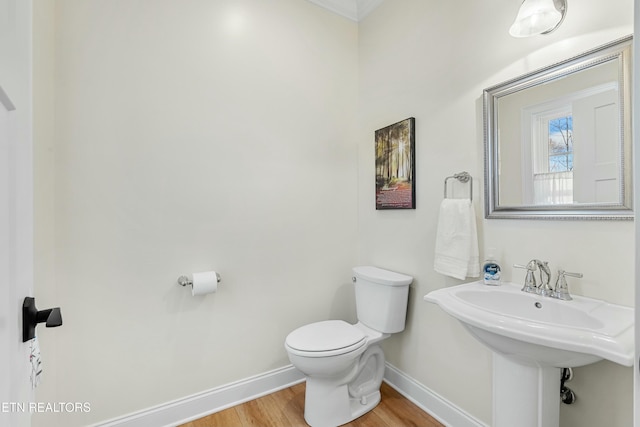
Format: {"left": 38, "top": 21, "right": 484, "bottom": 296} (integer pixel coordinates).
{"left": 191, "top": 271, "right": 218, "bottom": 296}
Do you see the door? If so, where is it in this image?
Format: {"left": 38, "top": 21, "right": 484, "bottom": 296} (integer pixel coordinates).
{"left": 636, "top": 108, "right": 640, "bottom": 424}
{"left": 0, "top": 85, "right": 32, "bottom": 427}
{"left": 572, "top": 89, "right": 620, "bottom": 203}
{"left": 635, "top": 2, "right": 640, "bottom": 426}
{"left": 0, "top": 0, "right": 36, "bottom": 424}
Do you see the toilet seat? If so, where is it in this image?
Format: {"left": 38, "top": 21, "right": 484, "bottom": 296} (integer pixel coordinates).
{"left": 285, "top": 320, "right": 366, "bottom": 358}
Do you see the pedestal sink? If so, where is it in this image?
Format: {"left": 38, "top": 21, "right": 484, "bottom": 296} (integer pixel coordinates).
{"left": 424, "top": 281, "right": 633, "bottom": 427}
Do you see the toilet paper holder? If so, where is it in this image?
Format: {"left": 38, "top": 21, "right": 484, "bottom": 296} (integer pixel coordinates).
{"left": 177, "top": 273, "right": 221, "bottom": 288}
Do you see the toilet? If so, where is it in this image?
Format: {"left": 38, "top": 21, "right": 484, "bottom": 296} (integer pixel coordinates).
{"left": 284, "top": 266, "right": 413, "bottom": 427}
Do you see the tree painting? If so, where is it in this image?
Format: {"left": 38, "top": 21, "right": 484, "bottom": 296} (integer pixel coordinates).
{"left": 375, "top": 118, "right": 415, "bottom": 209}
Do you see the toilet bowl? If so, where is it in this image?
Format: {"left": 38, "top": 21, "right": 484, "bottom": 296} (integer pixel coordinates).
{"left": 285, "top": 321, "right": 388, "bottom": 427}
{"left": 284, "top": 266, "right": 413, "bottom": 427}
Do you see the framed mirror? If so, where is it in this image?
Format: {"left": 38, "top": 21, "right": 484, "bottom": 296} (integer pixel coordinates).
{"left": 484, "top": 35, "right": 632, "bottom": 220}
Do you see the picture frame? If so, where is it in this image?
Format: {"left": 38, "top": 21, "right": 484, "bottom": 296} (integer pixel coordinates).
{"left": 375, "top": 117, "right": 416, "bottom": 209}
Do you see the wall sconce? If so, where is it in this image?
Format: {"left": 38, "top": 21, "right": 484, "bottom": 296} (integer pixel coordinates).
{"left": 509, "top": 0, "right": 567, "bottom": 38}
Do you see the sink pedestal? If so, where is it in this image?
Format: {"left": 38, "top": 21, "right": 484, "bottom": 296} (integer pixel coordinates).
{"left": 493, "top": 354, "right": 561, "bottom": 427}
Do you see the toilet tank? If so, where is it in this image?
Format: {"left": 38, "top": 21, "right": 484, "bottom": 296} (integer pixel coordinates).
{"left": 352, "top": 266, "right": 413, "bottom": 333}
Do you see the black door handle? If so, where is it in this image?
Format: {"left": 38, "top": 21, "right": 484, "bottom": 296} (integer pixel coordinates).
{"left": 22, "top": 297, "right": 63, "bottom": 342}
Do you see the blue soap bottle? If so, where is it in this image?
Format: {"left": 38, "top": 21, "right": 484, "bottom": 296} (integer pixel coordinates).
{"left": 483, "top": 248, "right": 502, "bottom": 286}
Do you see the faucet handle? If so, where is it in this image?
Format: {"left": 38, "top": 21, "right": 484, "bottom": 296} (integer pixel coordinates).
{"left": 554, "top": 269, "right": 582, "bottom": 301}
{"left": 513, "top": 260, "right": 538, "bottom": 271}
{"left": 562, "top": 270, "right": 583, "bottom": 279}
{"left": 514, "top": 262, "right": 537, "bottom": 293}
{"left": 513, "top": 261, "right": 537, "bottom": 271}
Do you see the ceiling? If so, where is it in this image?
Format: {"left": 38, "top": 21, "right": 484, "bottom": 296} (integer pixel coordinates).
{"left": 306, "top": 0, "right": 385, "bottom": 22}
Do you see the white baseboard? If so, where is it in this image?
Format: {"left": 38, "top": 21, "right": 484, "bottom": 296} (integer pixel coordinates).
{"left": 383, "top": 363, "right": 489, "bottom": 427}
{"left": 92, "top": 363, "right": 487, "bottom": 427}
{"left": 91, "top": 366, "right": 305, "bottom": 427}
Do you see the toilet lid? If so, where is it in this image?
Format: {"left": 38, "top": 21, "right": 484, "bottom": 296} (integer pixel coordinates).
{"left": 286, "top": 320, "right": 366, "bottom": 353}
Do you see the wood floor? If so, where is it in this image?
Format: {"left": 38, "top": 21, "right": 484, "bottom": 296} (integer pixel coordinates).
{"left": 180, "top": 381, "right": 444, "bottom": 427}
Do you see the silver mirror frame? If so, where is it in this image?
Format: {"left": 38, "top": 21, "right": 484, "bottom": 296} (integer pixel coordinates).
{"left": 483, "top": 35, "right": 633, "bottom": 220}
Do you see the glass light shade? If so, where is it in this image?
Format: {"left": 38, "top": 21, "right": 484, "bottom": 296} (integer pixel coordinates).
{"left": 509, "top": 0, "right": 563, "bottom": 38}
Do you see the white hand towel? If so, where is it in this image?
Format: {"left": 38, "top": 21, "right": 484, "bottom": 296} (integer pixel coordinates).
{"left": 434, "top": 199, "right": 480, "bottom": 280}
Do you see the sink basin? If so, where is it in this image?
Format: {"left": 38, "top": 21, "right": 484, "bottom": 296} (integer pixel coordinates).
{"left": 424, "top": 281, "right": 633, "bottom": 367}
{"left": 425, "top": 281, "right": 634, "bottom": 427}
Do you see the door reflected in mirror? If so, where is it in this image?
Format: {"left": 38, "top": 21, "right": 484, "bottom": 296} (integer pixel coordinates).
{"left": 484, "top": 36, "right": 633, "bottom": 220}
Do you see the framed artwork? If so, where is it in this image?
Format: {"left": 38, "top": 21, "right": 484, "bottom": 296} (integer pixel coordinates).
{"left": 375, "top": 117, "right": 415, "bottom": 209}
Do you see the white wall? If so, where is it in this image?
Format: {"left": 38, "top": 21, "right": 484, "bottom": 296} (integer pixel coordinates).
{"left": 357, "top": 1, "right": 634, "bottom": 426}
{"left": 33, "top": 0, "right": 358, "bottom": 425}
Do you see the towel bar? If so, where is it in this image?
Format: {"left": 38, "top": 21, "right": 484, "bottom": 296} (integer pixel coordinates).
{"left": 444, "top": 171, "right": 472, "bottom": 201}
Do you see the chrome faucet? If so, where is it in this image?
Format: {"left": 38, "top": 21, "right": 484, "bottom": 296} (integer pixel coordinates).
{"left": 514, "top": 259, "right": 551, "bottom": 295}
{"left": 514, "top": 261, "right": 582, "bottom": 300}
{"left": 535, "top": 260, "right": 553, "bottom": 297}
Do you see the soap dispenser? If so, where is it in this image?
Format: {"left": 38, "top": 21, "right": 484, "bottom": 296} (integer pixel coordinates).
{"left": 483, "top": 248, "right": 502, "bottom": 286}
